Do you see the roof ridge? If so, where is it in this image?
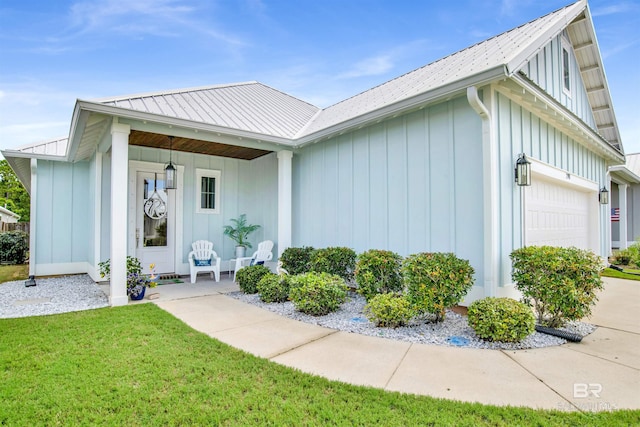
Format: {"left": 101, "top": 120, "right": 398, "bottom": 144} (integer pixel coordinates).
{"left": 93, "top": 81, "right": 260, "bottom": 104}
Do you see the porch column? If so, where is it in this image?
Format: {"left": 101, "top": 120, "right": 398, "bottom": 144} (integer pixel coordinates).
{"left": 110, "top": 122, "right": 130, "bottom": 306}
{"left": 619, "top": 183, "right": 628, "bottom": 250}
{"left": 277, "top": 150, "right": 293, "bottom": 257}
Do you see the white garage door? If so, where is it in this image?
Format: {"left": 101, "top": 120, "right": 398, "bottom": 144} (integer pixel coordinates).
{"left": 524, "top": 174, "right": 598, "bottom": 251}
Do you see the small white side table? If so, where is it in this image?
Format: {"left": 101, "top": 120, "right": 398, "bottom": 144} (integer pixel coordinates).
{"left": 229, "top": 257, "right": 253, "bottom": 281}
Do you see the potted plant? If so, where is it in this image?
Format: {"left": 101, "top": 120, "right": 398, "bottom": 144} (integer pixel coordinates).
{"left": 223, "top": 214, "right": 261, "bottom": 258}
{"left": 98, "top": 256, "right": 158, "bottom": 300}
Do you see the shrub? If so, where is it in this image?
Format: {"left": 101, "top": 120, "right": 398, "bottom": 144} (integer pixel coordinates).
{"left": 0, "top": 230, "right": 28, "bottom": 264}
{"left": 403, "top": 252, "right": 475, "bottom": 322}
{"left": 364, "top": 293, "right": 414, "bottom": 328}
{"left": 280, "top": 246, "right": 315, "bottom": 275}
{"left": 612, "top": 249, "right": 632, "bottom": 266}
{"left": 510, "top": 246, "right": 604, "bottom": 328}
{"left": 236, "top": 265, "right": 272, "bottom": 294}
{"left": 310, "top": 247, "right": 357, "bottom": 282}
{"left": 467, "top": 297, "right": 535, "bottom": 342}
{"left": 355, "top": 249, "right": 403, "bottom": 301}
{"left": 289, "top": 272, "right": 348, "bottom": 315}
{"left": 257, "top": 274, "right": 291, "bottom": 303}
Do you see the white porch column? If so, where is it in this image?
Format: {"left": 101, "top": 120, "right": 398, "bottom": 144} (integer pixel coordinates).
{"left": 29, "top": 159, "right": 38, "bottom": 278}
{"left": 110, "top": 122, "right": 130, "bottom": 306}
{"left": 277, "top": 150, "right": 293, "bottom": 257}
{"left": 619, "top": 183, "right": 628, "bottom": 250}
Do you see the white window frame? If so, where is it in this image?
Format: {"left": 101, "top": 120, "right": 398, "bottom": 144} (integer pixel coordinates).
{"left": 195, "top": 168, "right": 221, "bottom": 214}
{"left": 561, "top": 37, "right": 572, "bottom": 97}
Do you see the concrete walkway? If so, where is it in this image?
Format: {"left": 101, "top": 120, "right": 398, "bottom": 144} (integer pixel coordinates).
{"left": 153, "top": 275, "right": 640, "bottom": 412}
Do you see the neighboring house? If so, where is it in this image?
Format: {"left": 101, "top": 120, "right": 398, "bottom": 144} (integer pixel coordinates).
{"left": 2, "top": 0, "right": 625, "bottom": 306}
{"left": 609, "top": 153, "right": 640, "bottom": 249}
{"left": 0, "top": 206, "right": 20, "bottom": 224}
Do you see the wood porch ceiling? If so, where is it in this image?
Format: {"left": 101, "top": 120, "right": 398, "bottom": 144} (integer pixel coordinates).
{"left": 128, "top": 130, "right": 272, "bottom": 160}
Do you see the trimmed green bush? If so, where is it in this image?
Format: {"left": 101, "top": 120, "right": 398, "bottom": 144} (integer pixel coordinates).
{"left": 403, "top": 252, "right": 475, "bottom": 322}
{"left": 0, "top": 230, "right": 28, "bottom": 265}
{"left": 511, "top": 246, "right": 604, "bottom": 328}
{"left": 236, "top": 265, "right": 272, "bottom": 294}
{"left": 364, "top": 293, "right": 414, "bottom": 328}
{"left": 310, "top": 247, "right": 356, "bottom": 282}
{"left": 355, "top": 249, "right": 403, "bottom": 301}
{"left": 257, "top": 274, "right": 291, "bottom": 303}
{"left": 289, "top": 272, "right": 348, "bottom": 316}
{"left": 467, "top": 297, "right": 535, "bottom": 342}
{"left": 280, "top": 246, "right": 315, "bottom": 275}
{"left": 612, "top": 249, "right": 632, "bottom": 266}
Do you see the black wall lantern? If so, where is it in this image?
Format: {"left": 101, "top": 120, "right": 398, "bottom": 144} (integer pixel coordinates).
{"left": 165, "top": 136, "right": 177, "bottom": 190}
{"left": 599, "top": 187, "right": 609, "bottom": 205}
{"left": 515, "top": 153, "right": 531, "bottom": 186}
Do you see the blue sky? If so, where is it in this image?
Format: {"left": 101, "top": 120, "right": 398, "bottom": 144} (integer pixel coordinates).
{"left": 0, "top": 0, "right": 638, "bottom": 154}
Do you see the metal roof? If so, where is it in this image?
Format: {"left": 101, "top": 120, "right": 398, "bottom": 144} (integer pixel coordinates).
{"left": 299, "top": 1, "right": 588, "bottom": 138}
{"left": 98, "top": 82, "right": 320, "bottom": 139}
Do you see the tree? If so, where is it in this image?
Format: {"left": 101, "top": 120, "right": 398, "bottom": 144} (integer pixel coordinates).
{"left": 0, "top": 160, "right": 30, "bottom": 222}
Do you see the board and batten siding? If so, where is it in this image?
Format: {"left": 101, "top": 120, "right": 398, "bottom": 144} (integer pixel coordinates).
{"left": 34, "top": 160, "right": 91, "bottom": 266}
{"left": 495, "top": 90, "right": 607, "bottom": 284}
{"left": 127, "top": 146, "right": 278, "bottom": 263}
{"left": 519, "top": 31, "right": 598, "bottom": 132}
{"left": 293, "top": 96, "right": 485, "bottom": 282}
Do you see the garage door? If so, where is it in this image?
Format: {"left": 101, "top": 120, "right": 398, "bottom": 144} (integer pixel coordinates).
{"left": 524, "top": 174, "right": 598, "bottom": 251}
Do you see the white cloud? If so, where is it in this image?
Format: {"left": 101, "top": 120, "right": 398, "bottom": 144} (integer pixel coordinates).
{"left": 592, "top": 2, "right": 636, "bottom": 17}
{"left": 338, "top": 55, "right": 394, "bottom": 79}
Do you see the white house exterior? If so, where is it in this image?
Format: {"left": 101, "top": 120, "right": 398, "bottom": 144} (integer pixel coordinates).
{"left": 609, "top": 153, "right": 640, "bottom": 250}
{"left": 0, "top": 206, "right": 20, "bottom": 224}
{"left": 2, "top": 0, "right": 625, "bottom": 306}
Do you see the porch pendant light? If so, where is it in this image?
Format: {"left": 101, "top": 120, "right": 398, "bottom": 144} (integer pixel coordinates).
{"left": 515, "top": 153, "right": 531, "bottom": 186}
{"left": 599, "top": 187, "right": 609, "bottom": 205}
{"left": 165, "top": 136, "right": 177, "bottom": 190}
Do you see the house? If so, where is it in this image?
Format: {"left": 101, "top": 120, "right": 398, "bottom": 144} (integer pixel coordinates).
{"left": 609, "top": 153, "right": 640, "bottom": 250}
{"left": 0, "top": 206, "right": 20, "bottom": 224}
{"left": 2, "top": 0, "right": 625, "bottom": 306}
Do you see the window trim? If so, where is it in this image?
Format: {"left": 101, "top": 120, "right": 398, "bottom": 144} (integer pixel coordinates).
{"left": 195, "top": 168, "right": 221, "bottom": 214}
{"left": 561, "top": 37, "right": 572, "bottom": 97}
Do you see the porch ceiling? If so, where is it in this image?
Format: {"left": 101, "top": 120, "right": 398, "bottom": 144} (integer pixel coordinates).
{"left": 129, "top": 130, "right": 272, "bottom": 160}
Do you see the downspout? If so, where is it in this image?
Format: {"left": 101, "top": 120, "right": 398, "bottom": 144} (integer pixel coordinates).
{"left": 29, "top": 158, "right": 37, "bottom": 279}
{"left": 467, "top": 86, "right": 499, "bottom": 298}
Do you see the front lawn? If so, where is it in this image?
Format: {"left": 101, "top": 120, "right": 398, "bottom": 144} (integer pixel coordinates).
{"left": 1, "top": 304, "right": 637, "bottom": 426}
{"left": 0, "top": 264, "right": 28, "bottom": 284}
{"left": 601, "top": 267, "right": 640, "bottom": 281}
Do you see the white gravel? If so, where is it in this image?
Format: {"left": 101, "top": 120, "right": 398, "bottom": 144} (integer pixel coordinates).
{"left": 229, "top": 291, "right": 597, "bottom": 350}
{"left": 0, "top": 274, "right": 108, "bottom": 319}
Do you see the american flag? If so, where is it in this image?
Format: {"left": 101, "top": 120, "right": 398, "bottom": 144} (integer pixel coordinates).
{"left": 611, "top": 207, "right": 620, "bottom": 222}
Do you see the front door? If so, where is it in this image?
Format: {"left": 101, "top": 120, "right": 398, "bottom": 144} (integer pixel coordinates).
{"left": 136, "top": 171, "right": 175, "bottom": 274}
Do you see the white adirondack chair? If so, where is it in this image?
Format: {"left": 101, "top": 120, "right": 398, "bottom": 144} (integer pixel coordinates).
{"left": 188, "top": 240, "right": 221, "bottom": 283}
{"left": 233, "top": 240, "right": 274, "bottom": 281}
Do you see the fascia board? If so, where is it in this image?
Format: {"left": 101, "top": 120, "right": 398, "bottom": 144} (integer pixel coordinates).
{"left": 609, "top": 165, "right": 640, "bottom": 185}
{"left": 75, "top": 100, "right": 297, "bottom": 147}
{"left": 295, "top": 65, "right": 508, "bottom": 147}
{"left": 506, "top": 0, "right": 586, "bottom": 74}
{"left": 510, "top": 74, "right": 624, "bottom": 164}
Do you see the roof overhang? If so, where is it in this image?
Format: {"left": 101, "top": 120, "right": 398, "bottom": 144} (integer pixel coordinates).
{"left": 67, "top": 100, "right": 296, "bottom": 163}
{"left": 609, "top": 165, "right": 640, "bottom": 185}
{"left": 295, "top": 65, "right": 508, "bottom": 147}
{"left": 499, "top": 76, "right": 624, "bottom": 165}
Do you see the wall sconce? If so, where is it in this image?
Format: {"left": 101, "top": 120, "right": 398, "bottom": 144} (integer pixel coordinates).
{"left": 514, "top": 153, "right": 531, "bottom": 186}
{"left": 599, "top": 187, "right": 609, "bottom": 205}
{"left": 165, "top": 136, "right": 177, "bottom": 190}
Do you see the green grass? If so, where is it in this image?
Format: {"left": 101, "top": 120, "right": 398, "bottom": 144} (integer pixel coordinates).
{"left": 0, "top": 264, "right": 28, "bottom": 284}
{"left": 601, "top": 267, "right": 640, "bottom": 281}
{"left": 1, "top": 305, "right": 638, "bottom": 426}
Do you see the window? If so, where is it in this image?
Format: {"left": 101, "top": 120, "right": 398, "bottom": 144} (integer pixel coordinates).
{"left": 562, "top": 46, "right": 571, "bottom": 94}
{"left": 196, "top": 169, "right": 221, "bottom": 214}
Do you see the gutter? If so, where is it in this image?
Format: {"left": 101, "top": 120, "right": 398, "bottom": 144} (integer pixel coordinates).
{"left": 466, "top": 86, "right": 499, "bottom": 298}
